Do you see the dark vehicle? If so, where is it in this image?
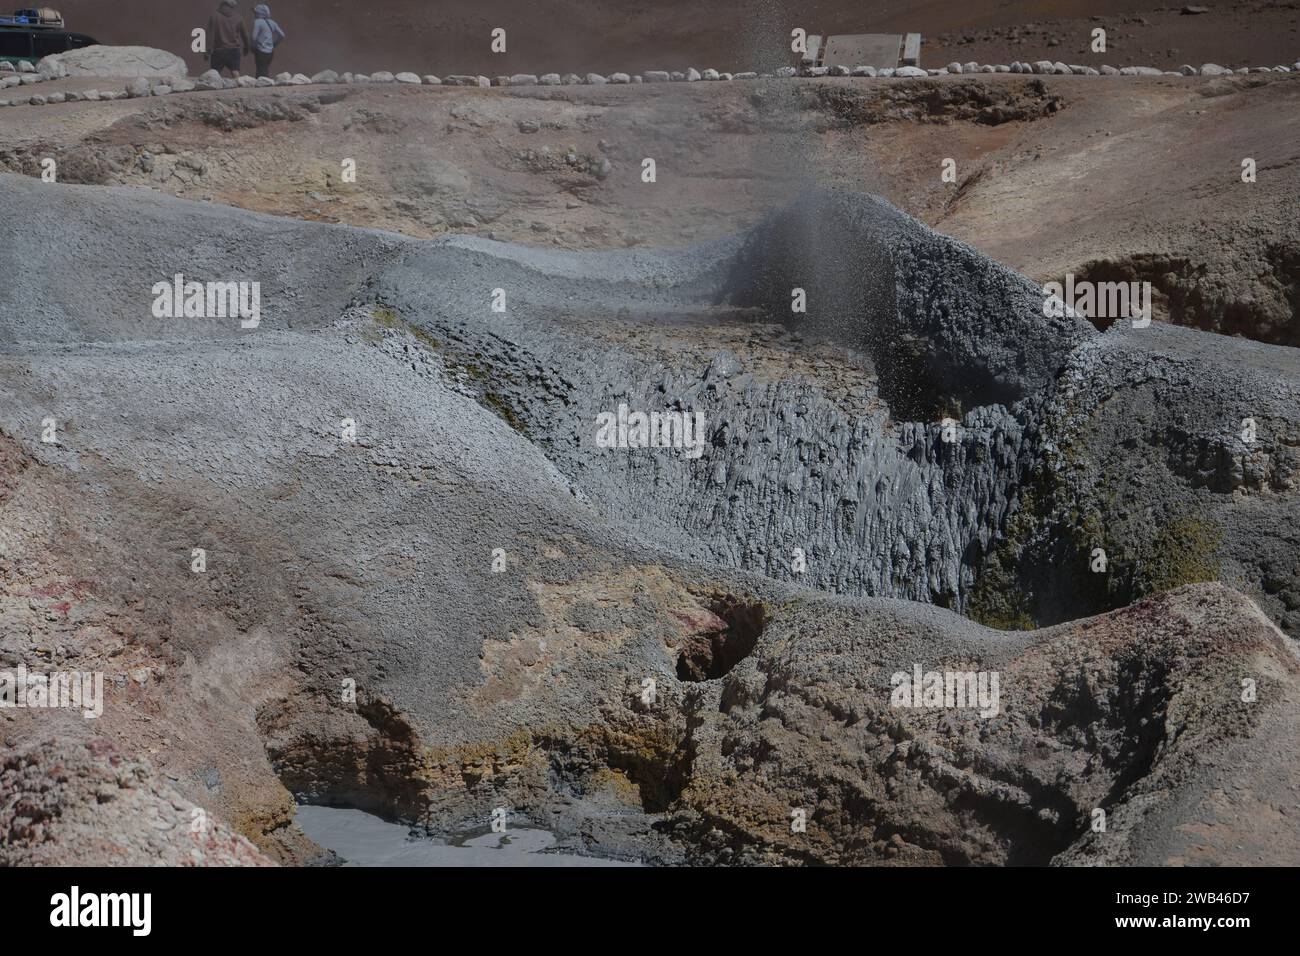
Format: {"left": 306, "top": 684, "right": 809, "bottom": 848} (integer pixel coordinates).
{"left": 0, "top": 8, "right": 96, "bottom": 65}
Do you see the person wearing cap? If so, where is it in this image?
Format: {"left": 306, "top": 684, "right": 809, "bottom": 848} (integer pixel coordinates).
{"left": 206, "top": 0, "right": 250, "bottom": 78}
{"left": 251, "top": 4, "right": 286, "bottom": 78}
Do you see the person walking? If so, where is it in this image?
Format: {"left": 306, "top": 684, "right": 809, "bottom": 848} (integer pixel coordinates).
{"left": 251, "top": 3, "right": 286, "bottom": 78}
{"left": 206, "top": 0, "right": 250, "bottom": 78}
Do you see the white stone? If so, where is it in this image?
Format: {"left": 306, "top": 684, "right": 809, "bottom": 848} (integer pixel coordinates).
{"left": 41, "top": 45, "right": 187, "bottom": 79}
{"left": 36, "top": 58, "right": 67, "bottom": 79}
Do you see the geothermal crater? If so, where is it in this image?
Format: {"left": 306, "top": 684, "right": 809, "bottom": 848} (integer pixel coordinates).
{"left": 1, "top": 158, "right": 1297, "bottom": 867}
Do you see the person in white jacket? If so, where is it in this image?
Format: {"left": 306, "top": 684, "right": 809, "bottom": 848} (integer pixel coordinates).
{"left": 251, "top": 3, "right": 286, "bottom": 78}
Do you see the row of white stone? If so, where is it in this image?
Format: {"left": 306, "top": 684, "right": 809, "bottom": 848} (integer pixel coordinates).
{"left": 931, "top": 59, "right": 1300, "bottom": 76}
{"left": 4, "top": 56, "right": 1298, "bottom": 109}
{"left": 0, "top": 56, "right": 61, "bottom": 96}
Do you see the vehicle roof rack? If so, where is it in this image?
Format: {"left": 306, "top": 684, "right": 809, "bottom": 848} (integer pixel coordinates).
{"left": 0, "top": 7, "right": 64, "bottom": 29}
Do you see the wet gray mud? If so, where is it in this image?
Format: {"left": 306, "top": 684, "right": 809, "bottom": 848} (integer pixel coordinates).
{"left": 295, "top": 805, "right": 641, "bottom": 867}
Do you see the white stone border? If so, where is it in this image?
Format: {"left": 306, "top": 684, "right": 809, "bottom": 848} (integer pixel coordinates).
{"left": 2, "top": 56, "right": 1297, "bottom": 108}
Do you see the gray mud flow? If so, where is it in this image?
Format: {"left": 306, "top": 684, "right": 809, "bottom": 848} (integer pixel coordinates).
{"left": 3, "top": 172, "right": 1297, "bottom": 625}
{"left": 2, "top": 171, "right": 1298, "bottom": 867}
